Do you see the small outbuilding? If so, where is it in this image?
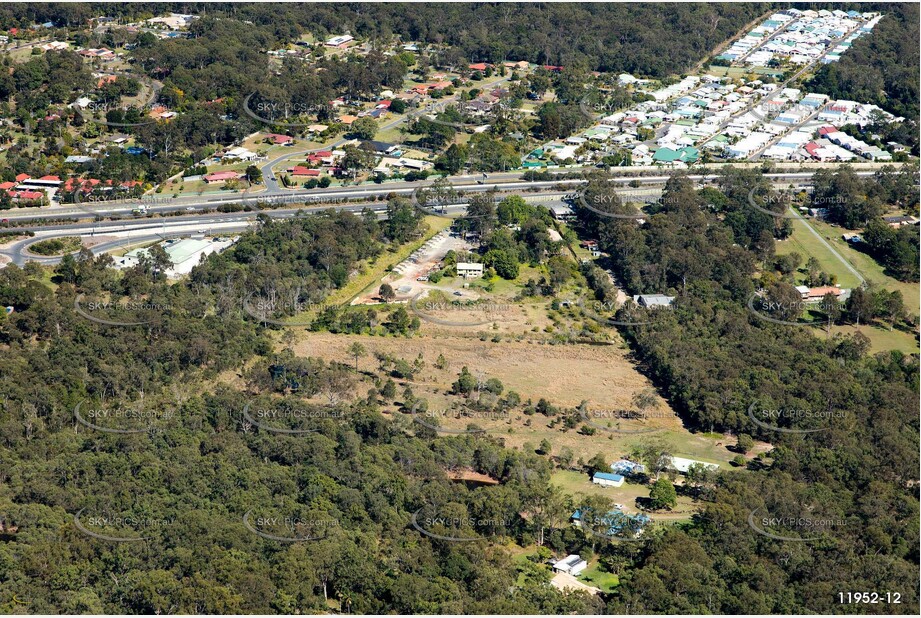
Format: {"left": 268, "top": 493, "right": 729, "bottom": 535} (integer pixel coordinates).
{"left": 592, "top": 472, "right": 625, "bottom": 488}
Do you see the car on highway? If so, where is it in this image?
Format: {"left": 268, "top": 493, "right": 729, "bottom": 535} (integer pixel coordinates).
{"left": 185, "top": 206, "right": 196, "bottom": 212}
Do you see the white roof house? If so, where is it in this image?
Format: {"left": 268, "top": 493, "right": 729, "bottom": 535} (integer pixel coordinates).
{"left": 553, "top": 554, "right": 588, "bottom": 575}
{"left": 222, "top": 146, "right": 259, "bottom": 161}
{"left": 325, "top": 35, "right": 354, "bottom": 47}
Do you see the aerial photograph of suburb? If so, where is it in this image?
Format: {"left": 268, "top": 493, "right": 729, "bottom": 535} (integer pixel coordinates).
{"left": 0, "top": 1, "right": 917, "bottom": 616}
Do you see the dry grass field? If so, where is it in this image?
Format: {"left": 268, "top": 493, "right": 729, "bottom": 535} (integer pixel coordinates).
{"left": 289, "top": 331, "right": 750, "bottom": 467}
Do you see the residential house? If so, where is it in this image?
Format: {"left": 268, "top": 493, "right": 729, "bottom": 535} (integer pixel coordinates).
{"left": 287, "top": 166, "right": 321, "bottom": 177}
{"left": 882, "top": 215, "right": 918, "bottom": 227}
{"left": 552, "top": 555, "right": 588, "bottom": 576}
{"left": 203, "top": 171, "right": 244, "bottom": 183}
{"left": 633, "top": 294, "right": 674, "bottom": 308}
{"left": 610, "top": 459, "right": 646, "bottom": 475}
{"left": 265, "top": 133, "right": 295, "bottom": 146}
{"left": 221, "top": 146, "right": 259, "bottom": 162}
{"left": 549, "top": 203, "right": 575, "bottom": 221}
{"left": 325, "top": 35, "right": 354, "bottom": 48}
{"left": 793, "top": 285, "right": 850, "bottom": 301}
{"left": 669, "top": 456, "right": 719, "bottom": 473}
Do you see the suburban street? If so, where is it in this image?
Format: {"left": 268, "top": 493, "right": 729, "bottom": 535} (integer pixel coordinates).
{"left": 258, "top": 73, "right": 515, "bottom": 191}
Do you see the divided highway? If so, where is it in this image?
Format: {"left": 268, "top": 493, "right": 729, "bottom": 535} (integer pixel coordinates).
{"left": 1, "top": 169, "right": 880, "bottom": 224}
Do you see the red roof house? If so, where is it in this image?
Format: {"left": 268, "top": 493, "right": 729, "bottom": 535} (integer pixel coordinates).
{"left": 265, "top": 133, "right": 295, "bottom": 145}
{"left": 203, "top": 171, "right": 243, "bottom": 183}
{"left": 288, "top": 166, "right": 320, "bottom": 177}
{"left": 12, "top": 190, "right": 43, "bottom": 201}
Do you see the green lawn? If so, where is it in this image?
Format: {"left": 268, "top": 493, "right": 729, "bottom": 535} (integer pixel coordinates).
{"left": 775, "top": 217, "right": 863, "bottom": 289}
{"left": 776, "top": 216, "right": 920, "bottom": 354}
{"left": 828, "top": 324, "right": 919, "bottom": 355}
{"left": 551, "top": 470, "right": 698, "bottom": 521}
{"left": 376, "top": 125, "right": 410, "bottom": 144}
{"left": 465, "top": 263, "right": 543, "bottom": 297}
{"left": 578, "top": 563, "right": 619, "bottom": 592}
{"left": 806, "top": 218, "right": 920, "bottom": 317}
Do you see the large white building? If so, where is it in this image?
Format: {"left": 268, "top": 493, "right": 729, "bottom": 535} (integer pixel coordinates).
{"left": 456, "top": 262, "right": 484, "bottom": 279}
{"left": 115, "top": 236, "right": 237, "bottom": 276}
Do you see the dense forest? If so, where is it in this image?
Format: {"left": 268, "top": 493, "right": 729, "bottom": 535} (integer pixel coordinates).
{"left": 0, "top": 210, "right": 601, "bottom": 613}
{"left": 0, "top": 2, "right": 918, "bottom": 614}
{"left": 2, "top": 168, "right": 919, "bottom": 613}
{"left": 1, "top": 3, "right": 767, "bottom": 78}
{"left": 575, "top": 171, "right": 919, "bottom": 612}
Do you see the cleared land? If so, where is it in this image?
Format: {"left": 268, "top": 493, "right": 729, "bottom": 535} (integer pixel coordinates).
{"left": 775, "top": 216, "right": 863, "bottom": 289}
{"left": 552, "top": 469, "right": 703, "bottom": 522}
{"left": 291, "top": 330, "right": 746, "bottom": 468}
{"left": 776, "top": 215, "right": 919, "bottom": 353}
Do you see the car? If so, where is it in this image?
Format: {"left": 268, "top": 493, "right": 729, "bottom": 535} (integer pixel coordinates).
{"left": 453, "top": 291, "right": 463, "bottom": 296}
{"left": 185, "top": 206, "right": 196, "bottom": 212}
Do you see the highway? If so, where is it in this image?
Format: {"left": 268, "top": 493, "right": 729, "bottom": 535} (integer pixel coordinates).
{"left": 0, "top": 169, "right": 853, "bottom": 267}
{"left": 1, "top": 168, "right": 885, "bottom": 225}
{"left": 0, "top": 192, "right": 574, "bottom": 266}
{"left": 0, "top": 169, "right": 886, "bottom": 273}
